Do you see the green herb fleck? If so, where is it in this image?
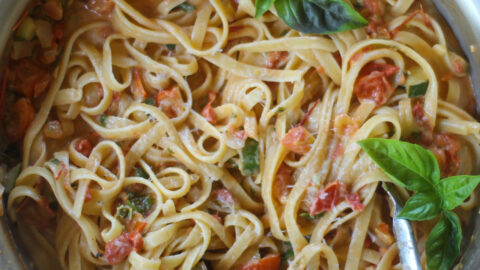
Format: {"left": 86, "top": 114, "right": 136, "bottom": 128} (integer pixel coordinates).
{"left": 135, "top": 167, "right": 149, "bottom": 179}
{"left": 3, "top": 164, "right": 21, "bottom": 193}
{"left": 167, "top": 148, "right": 175, "bottom": 154}
{"left": 281, "top": 241, "right": 294, "bottom": 267}
{"left": 241, "top": 138, "right": 260, "bottom": 176}
{"left": 145, "top": 97, "right": 155, "bottom": 106}
{"left": 100, "top": 114, "right": 107, "bottom": 127}
{"left": 50, "top": 158, "right": 60, "bottom": 165}
{"left": 299, "top": 212, "right": 324, "bottom": 220}
{"left": 408, "top": 81, "right": 429, "bottom": 98}
{"left": 127, "top": 193, "right": 154, "bottom": 214}
{"left": 174, "top": 2, "right": 196, "bottom": 12}
{"left": 116, "top": 204, "right": 133, "bottom": 220}
{"left": 276, "top": 107, "right": 285, "bottom": 113}
{"left": 166, "top": 44, "right": 176, "bottom": 51}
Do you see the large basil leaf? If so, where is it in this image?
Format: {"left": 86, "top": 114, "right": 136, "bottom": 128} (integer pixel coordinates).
{"left": 437, "top": 175, "right": 480, "bottom": 210}
{"left": 241, "top": 138, "right": 260, "bottom": 176}
{"left": 397, "top": 191, "right": 441, "bottom": 221}
{"left": 358, "top": 138, "right": 440, "bottom": 191}
{"left": 255, "top": 0, "right": 276, "bottom": 18}
{"left": 274, "top": 0, "right": 368, "bottom": 35}
{"left": 426, "top": 211, "right": 462, "bottom": 270}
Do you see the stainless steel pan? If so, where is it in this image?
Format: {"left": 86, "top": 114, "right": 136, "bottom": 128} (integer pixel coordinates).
{"left": 0, "top": 0, "right": 479, "bottom": 269}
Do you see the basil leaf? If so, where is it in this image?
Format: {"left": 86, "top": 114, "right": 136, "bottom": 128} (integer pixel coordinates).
{"left": 408, "top": 81, "right": 429, "bottom": 98}
{"left": 4, "top": 164, "right": 21, "bottom": 192}
{"left": 255, "top": 0, "right": 276, "bottom": 18}
{"left": 274, "top": 0, "right": 368, "bottom": 35}
{"left": 426, "top": 211, "right": 461, "bottom": 270}
{"left": 116, "top": 204, "right": 133, "bottom": 220}
{"left": 135, "top": 167, "right": 149, "bottom": 179}
{"left": 241, "top": 138, "right": 260, "bottom": 176}
{"left": 145, "top": 97, "right": 155, "bottom": 105}
{"left": 397, "top": 191, "right": 441, "bottom": 221}
{"left": 358, "top": 138, "right": 440, "bottom": 191}
{"left": 166, "top": 44, "right": 176, "bottom": 51}
{"left": 127, "top": 193, "right": 154, "bottom": 214}
{"left": 281, "top": 241, "right": 294, "bottom": 267}
{"left": 100, "top": 114, "right": 107, "bottom": 127}
{"left": 175, "top": 2, "right": 196, "bottom": 12}
{"left": 437, "top": 175, "right": 480, "bottom": 210}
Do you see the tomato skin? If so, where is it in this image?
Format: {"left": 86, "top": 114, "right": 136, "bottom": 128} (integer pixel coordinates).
{"left": 201, "top": 91, "right": 217, "bottom": 124}
{"left": 105, "top": 233, "right": 133, "bottom": 265}
{"left": 216, "top": 188, "right": 235, "bottom": 205}
{"left": 429, "top": 133, "right": 461, "bottom": 177}
{"left": 354, "top": 62, "right": 399, "bottom": 106}
{"left": 273, "top": 163, "right": 294, "bottom": 204}
{"left": 346, "top": 192, "right": 364, "bottom": 211}
{"left": 75, "top": 139, "right": 93, "bottom": 157}
{"left": 266, "top": 51, "right": 288, "bottom": 69}
{"left": 156, "top": 87, "right": 183, "bottom": 118}
{"left": 240, "top": 254, "right": 281, "bottom": 270}
{"left": 309, "top": 181, "right": 343, "bottom": 215}
{"left": 281, "top": 126, "right": 314, "bottom": 155}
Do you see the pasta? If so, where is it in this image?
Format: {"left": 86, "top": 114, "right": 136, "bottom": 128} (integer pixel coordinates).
{"left": 3, "top": 0, "right": 479, "bottom": 269}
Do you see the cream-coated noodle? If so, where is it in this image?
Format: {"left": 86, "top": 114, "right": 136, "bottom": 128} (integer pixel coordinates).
{"left": 3, "top": 0, "right": 479, "bottom": 269}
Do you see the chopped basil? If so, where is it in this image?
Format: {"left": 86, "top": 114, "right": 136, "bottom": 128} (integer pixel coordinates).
{"left": 127, "top": 193, "right": 154, "bottom": 214}
{"left": 276, "top": 107, "right": 285, "bottom": 113}
{"left": 226, "top": 158, "right": 239, "bottom": 169}
{"left": 50, "top": 158, "right": 60, "bottom": 165}
{"left": 100, "top": 114, "right": 107, "bottom": 127}
{"left": 167, "top": 148, "right": 175, "bottom": 154}
{"left": 145, "top": 97, "right": 155, "bottom": 105}
{"left": 299, "top": 212, "right": 324, "bottom": 220}
{"left": 116, "top": 204, "right": 133, "bottom": 220}
{"left": 135, "top": 167, "right": 149, "bottom": 179}
{"left": 281, "top": 241, "right": 294, "bottom": 267}
{"left": 408, "top": 81, "right": 429, "bottom": 98}
{"left": 174, "top": 2, "right": 196, "bottom": 12}
{"left": 240, "top": 138, "right": 260, "bottom": 176}
{"left": 166, "top": 44, "right": 176, "bottom": 51}
{"left": 3, "top": 164, "right": 21, "bottom": 192}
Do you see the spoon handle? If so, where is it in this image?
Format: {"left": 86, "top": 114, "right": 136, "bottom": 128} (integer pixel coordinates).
{"left": 383, "top": 182, "right": 422, "bottom": 270}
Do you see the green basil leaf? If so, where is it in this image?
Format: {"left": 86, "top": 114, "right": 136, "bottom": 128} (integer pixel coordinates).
{"left": 166, "top": 44, "right": 176, "bottom": 51}
{"left": 135, "top": 167, "right": 149, "bottom": 179}
{"left": 4, "top": 164, "right": 21, "bottom": 192}
{"left": 100, "top": 114, "right": 107, "bottom": 127}
{"left": 437, "top": 175, "right": 480, "bottom": 210}
{"left": 281, "top": 241, "right": 294, "bottom": 267}
{"left": 426, "top": 211, "right": 462, "bottom": 270}
{"left": 127, "top": 193, "right": 154, "bottom": 214}
{"left": 175, "top": 2, "right": 196, "bottom": 12}
{"left": 241, "top": 138, "right": 260, "bottom": 176}
{"left": 397, "top": 191, "right": 441, "bottom": 221}
{"left": 408, "top": 81, "right": 429, "bottom": 98}
{"left": 274, "top": 0, "right": 368, "bottom": 35}
{"left": 116, "top": 204, "right": 133, "bottom": 220}
{"left": 255, "top": 0, "right": 276, "bottom": 18}
{"left": 145, "top": 97, "right": 155, "bottom": 106}
{"left": 358, "top": 138, "right": 440, "bottom": 191}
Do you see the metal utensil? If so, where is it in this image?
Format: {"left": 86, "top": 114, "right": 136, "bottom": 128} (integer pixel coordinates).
{"left": 382, "top": 182, "right": 422, "bottom": 270}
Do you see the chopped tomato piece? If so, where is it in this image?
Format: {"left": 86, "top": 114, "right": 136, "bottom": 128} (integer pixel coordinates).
{"left": 452, "top": 58, "right": 466, "bottom": 74}
{"left": 331, "top": 142, "right": 344, "bottom": 160}
{"left": 215, "top": 188, "right": 235, "bottom": 205}
{"left": 376, "top": 222, "right": 390, "bottom": 234}
{"left": 240, "top": 254, "right": 281, "bottom": 270}
{"left": 105, "top": 221, "right": 145, "bottom": 265}
{"left": 76, "top": 139, "right": 93, "bottom": 157}
{"left": 87, "top": 0, "right": 115, "bottom": 15}
{"left": 364, "top": 0, "right": 383, "bottom": 17}
{"left": 273, "top": 163, "right": 294, "bottom": 204}
{"left": 156, "top": 87, "right": 183, "bottom": 118}
{"left": 201, "top": 91, "right": 217, "bottom": 124}
{"left": 354, "top": 62, "right": 399, "bottom": 106}
{"left": 131, "top": 68, "right": 147, "bottom": 100}
{"left": 346, "top": 192, "right": 364, "bottom": 210}
{"left": 15, "top": 59, "right": 51, "bottom": 98}
{"left": 266, "top": 51, "right": 288, "bottom": 69}
{"left": 8, "top": 98, "right": 34, "bottom": 141}
{"left": 55, "top": 161, "right": 68, "bottom": 180}
{"left": 105, "top": 233, "right": 134, "bottom": 265}
{"left": 412, "top": 101, "right": 432, "bottom": 139}
{"left": 309, "top": 181, "right": 344, "bottom": 216}
{"left": 281, "top": 126, "right": 314, "bottom": 155}
{"left": 212, "top": 213, "right": 222, "bottom": 224}
{"left": 428, "top": 133, "right": 461, "bottom": 177}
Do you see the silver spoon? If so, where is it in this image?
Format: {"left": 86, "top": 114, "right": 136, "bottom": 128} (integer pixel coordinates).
{"left": 382, "top": 182, "right": 422, "bottom": 270}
